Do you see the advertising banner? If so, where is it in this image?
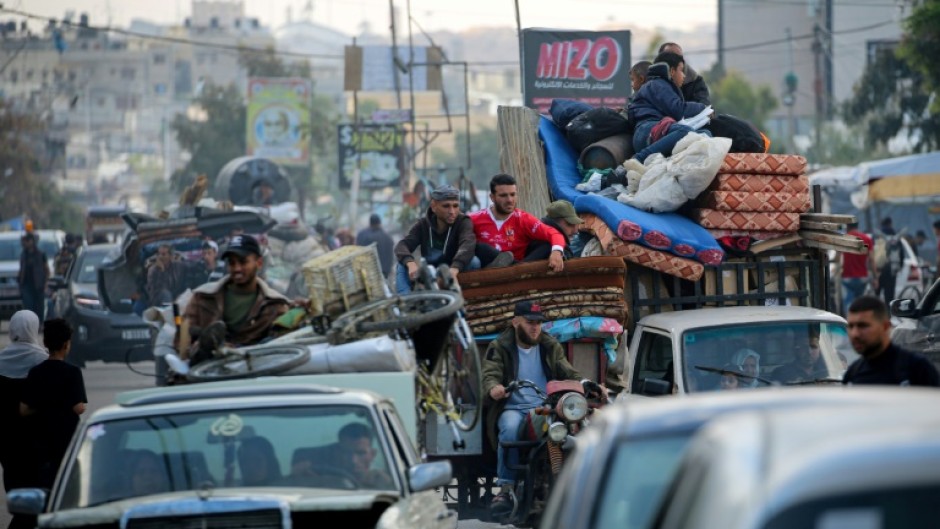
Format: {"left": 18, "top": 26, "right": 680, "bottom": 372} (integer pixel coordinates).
{"left": 246, "top": 77, "right": 311, "bottom": 166}
{"left": 521, "top": 28, "right": 632, "bottom": 114}
{"left": 337, "top": 123, "right": 406, "bottom": 189}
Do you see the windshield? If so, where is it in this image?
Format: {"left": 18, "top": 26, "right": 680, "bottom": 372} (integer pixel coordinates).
{"left": 682, "top": 322, "right": 858, "bottom": 393}
{"left": 76, "top": 250, "right": 112, "bottom": 283}
{"left": 0, "top": 237, "right": 59, "bottom": 261}
{"left": 592, "top": 435, "right": 690, "bottom": 529}
{"left": 57, "top": 404, "right": 396, "bottom": 509}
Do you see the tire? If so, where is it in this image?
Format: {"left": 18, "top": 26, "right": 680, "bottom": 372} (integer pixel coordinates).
{"left": 357, "top": 291, "right": 463, "bottom": 333}
{"left": 186, "top": 344, "right": 311, "bottom": 382}
{"left": 444, "top": 317, "right": 482, "bottom": 431}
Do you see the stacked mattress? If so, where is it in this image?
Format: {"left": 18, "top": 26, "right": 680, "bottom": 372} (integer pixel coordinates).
{"left": 458, "top": 256, "right": 627, "bottom": 335}
{"left": 691, "top": 153, "right": 810, "bottom": 239}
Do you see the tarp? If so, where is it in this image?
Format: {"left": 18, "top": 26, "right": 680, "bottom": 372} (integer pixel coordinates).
{"left": 854, "top": 151, "right": 940, "bottom": 202}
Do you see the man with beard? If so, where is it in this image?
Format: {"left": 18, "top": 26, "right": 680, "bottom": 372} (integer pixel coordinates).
{"left": 658, "top": 42, "right": 710, "bottom": 105}
{"left": 182, "top": 235, "right": 291, "bottom": 365}
{"left": 393, "top": 184, "right": 479, "bottom": 293}
{"left": 525, "top": 200, "right": 584, "bottom": 260}
{"left": 843, "top": 295, "right": 939, "bottom": 386}
{"left": 772, "top": 331, "right": 828, "bottom": 384}
{"left": 470, "top": 173, "right": 568, "bottom": 272}
{"left": 482, "top": 300, "right": 603, "bottom": 512}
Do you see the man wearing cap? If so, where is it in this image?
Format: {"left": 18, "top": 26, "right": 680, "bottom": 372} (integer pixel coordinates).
{"left": 182, "top": 234, "right": 291, "bottom": 365}
{"left": 526, "top": 200, "right": 584, "bottom": 260}
{"left": 394, "top": 184, "right": 479, "bottom": 294}
{"left": 356, "top": 213, "right": 395, "bottom": 277}
{"left": 470, "top": 173, "right": 568, "bottom": 272}
{"left": 482, "top": 300, "right": 604, "bottom": 511}
{"left": 185, "top": 240, "right": 224, "bottom": 289}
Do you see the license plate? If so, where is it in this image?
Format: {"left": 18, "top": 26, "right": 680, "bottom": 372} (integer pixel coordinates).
{"left": 122, "top": 329, "right": 150, "bottom": 341}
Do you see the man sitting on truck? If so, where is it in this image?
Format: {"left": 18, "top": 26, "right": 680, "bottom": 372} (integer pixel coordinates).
{"left": 182, "top": 235, "right": 291, "bottom": 365}
{"left": 482, "top": 300, "right": 602, "bottom": 513}
{"left": 470, "top": 174, "right": 568, "bottom": 272}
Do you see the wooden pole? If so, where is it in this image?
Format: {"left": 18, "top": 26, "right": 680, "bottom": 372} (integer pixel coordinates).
{"left": 497, "top": 105, "right": 551, "bottom": 216}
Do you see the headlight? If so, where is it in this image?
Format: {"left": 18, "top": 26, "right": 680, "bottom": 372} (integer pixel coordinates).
{"left": 555, "top": 393, "right": 588, "bottom": 422}
{"left": 548, "top": 421, "right": 568, "bottom": 443}
{"left": 75, "top": 295, "right": 102, "bottom": 310}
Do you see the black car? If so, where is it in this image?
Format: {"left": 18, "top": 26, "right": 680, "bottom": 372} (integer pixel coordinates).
{"left": 50, "top": 243, "right": 153, "bottom": 367}
{"left": 890, "top": 276, "right": 940, "bottom": 370}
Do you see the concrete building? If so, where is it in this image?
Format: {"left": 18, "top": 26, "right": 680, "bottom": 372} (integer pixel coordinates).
{"left": 718, "top": 0, "right": 907, "bottom": 145}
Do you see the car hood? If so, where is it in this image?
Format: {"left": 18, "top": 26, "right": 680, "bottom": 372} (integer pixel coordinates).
{"left": 40, "top": 488, "right": 400, "bottom": 527}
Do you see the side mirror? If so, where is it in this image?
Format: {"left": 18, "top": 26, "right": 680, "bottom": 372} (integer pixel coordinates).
{"left": 6, "top": 488, "right": 46, "bottom": 516}
{"left": 890, "top": 298, "right": 917, "bottom": 318}
{"left": 49, "top": 276, "right": 67, "bottom": 290}
{"left": 407, "top": 460, "right": 452, "bottom": 492}
{"left": 639, "top": 378, "right": 672, "bottom": 396}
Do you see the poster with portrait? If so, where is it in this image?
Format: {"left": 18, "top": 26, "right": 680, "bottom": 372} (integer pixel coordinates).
{"left": 337, "top": 123, "right": 405, "bottom": 189}
{"left": 246, "top": 78, "right": 311, "bottom": 166}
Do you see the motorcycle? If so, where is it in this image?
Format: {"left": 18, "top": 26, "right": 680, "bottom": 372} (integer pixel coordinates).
{"left": 496, "top": 378, "right": 606, "bottom": 527}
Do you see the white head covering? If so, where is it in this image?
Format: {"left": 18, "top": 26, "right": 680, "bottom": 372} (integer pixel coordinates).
{"left": 0, "top": 310, "right": 49, "bottom": 378}
{"left": 732, "top": 348, "right": 761, "bottom": 388}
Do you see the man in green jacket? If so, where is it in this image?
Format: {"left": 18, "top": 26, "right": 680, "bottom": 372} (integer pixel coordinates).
{"left": 482, "top": 300, "right": 601, "bottom": 511}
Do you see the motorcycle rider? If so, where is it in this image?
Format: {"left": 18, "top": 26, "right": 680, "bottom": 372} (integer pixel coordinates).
{"left": 181, "top": 234, "right": 291, "bottom": 365}
{"left": 482, "top": 300, "right": 604, "bottom": 513}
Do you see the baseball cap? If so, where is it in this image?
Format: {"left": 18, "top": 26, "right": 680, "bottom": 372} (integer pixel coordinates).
{"left": 221, "top": 234, "right": 261, "bottom": 259}
{"left": 514, "top": 300, "right": 547, "bottom": 321}
{"left": 546, "top": 200, "right": 583, "bottom": 225}
{"left": 202, "top": 240, "right": 219, "bottom": 252}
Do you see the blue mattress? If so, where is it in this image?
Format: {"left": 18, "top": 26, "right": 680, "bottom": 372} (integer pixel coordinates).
{"left": 539, "top": 116, "right": 725, "bottom": 264}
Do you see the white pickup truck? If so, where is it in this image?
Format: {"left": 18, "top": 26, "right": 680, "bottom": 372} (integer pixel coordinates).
{"left": 626, "top": 306, "right": 860, "bottom": 396}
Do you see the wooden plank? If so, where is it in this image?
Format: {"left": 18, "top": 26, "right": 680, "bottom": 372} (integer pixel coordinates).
{"left": 802, "top": 238, "right": 868, "bottom": 254}
{"left": 497, "top": 106, "right": 551, "bottom": 216}
{"left": 798, "top": 229, "right": 866, "bottom": 251}
{"left": 750, "top": 234, "right": 802, "bottom": 254}
{"left": 800, "top": 212, "right": 855, "bottom": 224}
{"left": 800, "top": 219, "right": 844, "bottom": 231}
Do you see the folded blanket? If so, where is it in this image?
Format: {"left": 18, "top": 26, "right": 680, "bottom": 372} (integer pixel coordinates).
{"left": 457, "top": 255, "right": 625, "bottom": 289}
{"left": 710, "top": 173, "right": 809, "bottom": 194}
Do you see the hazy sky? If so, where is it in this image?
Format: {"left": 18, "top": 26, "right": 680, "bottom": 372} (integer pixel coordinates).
{"left": 23, "top": 0, "right": 717, "bottom": 35}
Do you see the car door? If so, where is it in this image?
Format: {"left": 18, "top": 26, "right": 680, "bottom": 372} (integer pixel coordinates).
{"left": 893, "top": 279, "right": 940, "bottom": 359}
{"left": 376, "top": 406, "right": 456, "bottom": 529}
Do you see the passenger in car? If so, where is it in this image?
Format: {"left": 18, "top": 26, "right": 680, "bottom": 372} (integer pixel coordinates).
{"left": 238, "top": 436, "right": 282, "bottom": 486}
{"left": 336, "top": 423, "right": 394, "bottom": 490}
{"left": 128, "top": 450, "right": 170, "bottom": 497}
{"left": 773, "top": 333, "right": 826, "bottom": 384}
{"left": 732, "top": 349, "right": 761, "bottom": 388}
{"left": 719, "top": 364, "right": 741, "bottom": 390}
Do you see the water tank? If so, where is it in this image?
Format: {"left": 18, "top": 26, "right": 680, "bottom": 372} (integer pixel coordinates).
{"left": 214, "top": 156, "right": 292, "bottom": 206}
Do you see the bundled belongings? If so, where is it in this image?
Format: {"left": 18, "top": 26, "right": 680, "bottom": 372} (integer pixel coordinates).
{"left": 565, "top": 107, "right": 632, "bottom": 152}
{"left": 705, "top": 114, "right": 770, "bottom": 153}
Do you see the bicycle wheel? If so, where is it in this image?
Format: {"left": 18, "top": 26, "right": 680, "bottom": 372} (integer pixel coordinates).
{"left": 442, "top": 315, "right": 483, "bottom": 431}
{"left": 347, "top": 291, "right": 463, "bottom": 334}
{"left": 187, "top": 344, "right": 311, "bottom": 382}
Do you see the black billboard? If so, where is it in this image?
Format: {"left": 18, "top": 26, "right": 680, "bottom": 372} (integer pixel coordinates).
{"left": 521, "top": 28, "right": 632, "bottom": 114}
{"left": 337, "top": 123, "right": 406, "bottom": 189}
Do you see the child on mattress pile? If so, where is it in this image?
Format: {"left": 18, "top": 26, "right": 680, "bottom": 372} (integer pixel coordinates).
{"left": 628, "top": 51, "right": 713, "bottom": 163}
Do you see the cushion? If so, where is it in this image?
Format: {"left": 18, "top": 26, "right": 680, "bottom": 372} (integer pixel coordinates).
{"left": 696, "top": 191, "right": 811, "bottom": 213}
{"left": 690, "top": 209, "right": 801, "bottom": 232}
{"left": 719, "top": 153, "right": 808, "bottom": 175}
{"left": 710, "top": 173, "right": 809, "bottom": 194}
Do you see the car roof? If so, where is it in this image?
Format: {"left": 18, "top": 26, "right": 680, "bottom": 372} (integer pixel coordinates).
{"left": 602, "top": 386, "right": 916, "bottom": 438}
{"left": 636, "top": 306, "right": 846, "bottom": 334}
{"left": 663, "top": 389, "right": 940, "bottom": 529}
{"left": 91, "top": 376, "right": 390, "bottom": 423}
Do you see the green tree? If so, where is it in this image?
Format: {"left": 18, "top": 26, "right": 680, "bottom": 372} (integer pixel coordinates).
{"left": 704, "top": 68, "right": 778, "bottom": 131}
{"left": 801, "top": 122, "right": 892, "bottom": 166}
{"left": 841, "top": 47, "right": 940, "bottom": 153}
{"left": 239, "top": 46, "right": 311, "bottom": 78}
{"left": 430, "top": 126, "right": 500, "bottom": 190}
{"left": 897, "top": 0, "right": 940, "bottom": 110}
{"left": 170, "top": 83, "right": 247, "bottom": 192}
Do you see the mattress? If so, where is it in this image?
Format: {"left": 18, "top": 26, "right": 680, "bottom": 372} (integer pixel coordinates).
{"left": 696, "top": 191, "right": 812, "bottom": 213}
{"left": 719, "top": 153, "right": 808, "bottom": 176}
{"left": 539, "top": 115, "right": 583, "bottom": 205}
{"left": 710, "top": 173, "right": 809, "bottom": 194}
{"left": 706, "top": 229, "right": 794, "bottom": 241}
{"left": 457, "top": 255, "right": 625, "bottom": 289}
{"left": 691, "top": 209, "right": 801, "bottom": 232}
{"left": 611, "top": 241, "right": 705, "bottom": 281}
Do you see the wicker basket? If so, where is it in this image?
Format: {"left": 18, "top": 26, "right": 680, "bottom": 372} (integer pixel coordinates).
{"left": 302, "top": 244, "right": 386, "bottom": 316}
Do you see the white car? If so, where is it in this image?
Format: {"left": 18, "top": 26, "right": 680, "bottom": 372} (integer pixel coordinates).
{"left": 7, "top": 377, "right": 456, "bottom": 529}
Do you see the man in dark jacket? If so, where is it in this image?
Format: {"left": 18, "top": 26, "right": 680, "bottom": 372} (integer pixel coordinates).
{"left": 393, "top": 184, "right": 478, "bottom": 294}
{"left": 628, "top": 51, "right": 711, "bottom": 163}
{"left": 356, "top": 213, "right": 395, "bottom": 276}
{"left": 482, "top": 301, "right": 600, "bottom": 511}
{"left": 844, "top": 295, "right": 940, "bottom": 386}
{"left": 659, "top": 42, "right": 711, "bottom": 105}
{"left": 525, "top": 200, "right": 583, "bottom": 260}
{"left": 17, "top": 232, "right": 50, "bottom": 319}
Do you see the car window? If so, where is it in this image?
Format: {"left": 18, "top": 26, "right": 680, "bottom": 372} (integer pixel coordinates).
{"left": 76, "top": 251, "right": 110, "bottom": 283}
{"left": 631, "top": 331, "right": 673, "bottom": 391}
{"left": 591, "top": 435, "right": 690, "bottom": 529}
{"left": 763, "top": 484, "right": 940, "bottom": 529}
{"left": 57, "top": 404, "right": 395, "bottom": 510}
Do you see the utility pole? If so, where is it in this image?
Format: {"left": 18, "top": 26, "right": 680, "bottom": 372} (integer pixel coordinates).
{"left": 389, "top": 0, "right": 402, "bottom": 109}
{"left": 784, "top": 28, "right": 797, "bottom": 154}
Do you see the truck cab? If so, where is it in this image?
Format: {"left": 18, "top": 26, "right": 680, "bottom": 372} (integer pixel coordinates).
{"left": 628, "top": 306, "right": 859, "bottom": 396}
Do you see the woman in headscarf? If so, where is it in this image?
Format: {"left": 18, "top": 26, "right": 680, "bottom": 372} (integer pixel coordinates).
{"left": 732, "top": 348, "right": 761, "bottom": 388}
{"left": 0, "top": 310, "right": 49, "bottom": 491}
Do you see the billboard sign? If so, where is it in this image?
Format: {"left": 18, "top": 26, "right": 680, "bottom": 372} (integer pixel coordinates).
{"left": 521, "top": 28, "right": 632, "bottom": 114}
{"left": 337, "top": 123, "right": 406, "bottom": 189}
{"left": 246, "top": 77, "right": 310, "bottom": 166}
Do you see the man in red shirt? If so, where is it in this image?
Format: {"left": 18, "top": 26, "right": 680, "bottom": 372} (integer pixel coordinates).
{"left": 470, "top": 174, "right": 568, "bottom": 272}
{"left": 842, "top": 222, "right": 878, "bottom": 314}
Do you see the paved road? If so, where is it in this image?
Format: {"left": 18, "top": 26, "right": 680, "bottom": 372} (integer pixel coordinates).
{"left": 0, "top": 323, "right": 504, "bottom": 528}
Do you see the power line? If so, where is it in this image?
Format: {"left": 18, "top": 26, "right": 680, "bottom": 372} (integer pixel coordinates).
{"left": 0, "top": 7, "right": 344, "bottom": 60}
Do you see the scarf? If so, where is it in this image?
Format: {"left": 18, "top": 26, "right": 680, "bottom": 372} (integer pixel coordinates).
{"left": 0, "top": 310, "right": 49, "bottom": 378}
